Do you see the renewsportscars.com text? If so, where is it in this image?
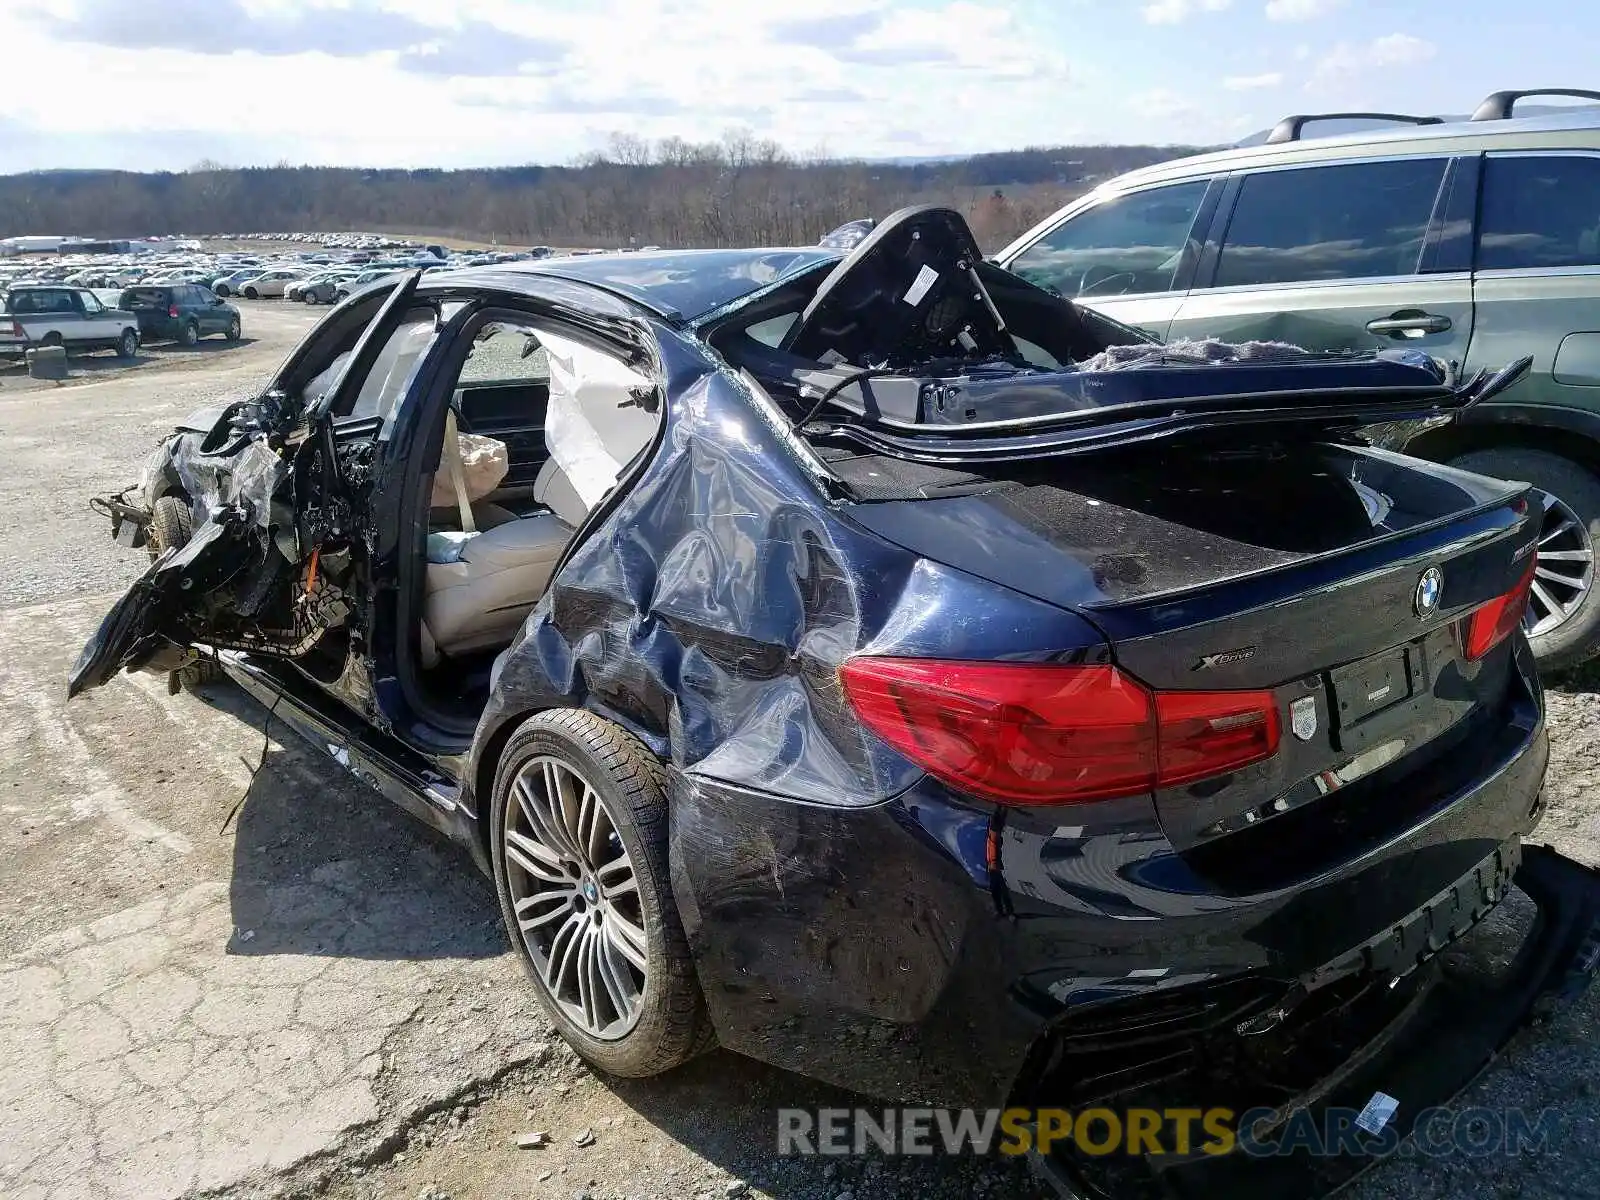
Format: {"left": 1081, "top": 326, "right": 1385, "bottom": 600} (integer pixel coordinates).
{"left": 777, "top": 1106, "right": 1561, "bottom": 1160}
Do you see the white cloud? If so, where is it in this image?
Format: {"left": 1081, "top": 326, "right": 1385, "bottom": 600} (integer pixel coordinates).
{"left": 1224, "top": 72, "right": 1283, "bottom": 90}
{"left": 0, "top": 0, "right": 1250, "bottom": 171}
{"left": 1264, "top": 0, "right": 1342, "bottom": 21}
{"left": 1131, "top": 88, "right": 1198, "bottom": 120}
{"left": 1141, "top": 0, "right": 1231, "bottom": 26}
{"left": 1311, "top": 32, "right": 1436, "bottom": 84}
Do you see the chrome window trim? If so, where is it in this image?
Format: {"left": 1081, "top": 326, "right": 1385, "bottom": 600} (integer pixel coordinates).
{"left": 1474, "top": 265, "right": 1600, "bottom": 281}
{"left": 1483, "top": 148, "right": 1600, "bottom": 160}
{"left": 1192, "top": 270, "right": 1471, "bottom": 298}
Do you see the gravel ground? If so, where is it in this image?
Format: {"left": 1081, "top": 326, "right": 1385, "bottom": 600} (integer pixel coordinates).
{"left": 0, "top": 301, "right": 322, "bottom": 609}
{"left": 0, "top": 317, "right": 1596, "bottom": 1200}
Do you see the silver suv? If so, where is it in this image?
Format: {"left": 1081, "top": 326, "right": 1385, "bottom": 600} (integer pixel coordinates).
{"left": 996, "top": 88, "right": 1600, "bottom": 669}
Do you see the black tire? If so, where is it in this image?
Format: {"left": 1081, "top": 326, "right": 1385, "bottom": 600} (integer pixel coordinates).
{"left": 490, "top": 709, "right": 713, "bottom": 1077}
{"left": 116, "top": 329, "right": 138, "bottom": 358}
{"left": 146, "top": 493, "right": 193, "bottom": 561}
{"left": 226, "top": 316, "right": 241, "bottom": 341}
{"left": 1451, "top": 447, "right": 1600, "bottom": 671}
{"left": 243, "top": 287, "right": 258, "bottom": 300}
{"left": 40, "top": 331, "right": 63, "bottom": 349}
{"left": 214, "top": 284, "right": 230, "bottom": 298}
{"left": 180, "top": 321, "right": 199, "bottom": 348}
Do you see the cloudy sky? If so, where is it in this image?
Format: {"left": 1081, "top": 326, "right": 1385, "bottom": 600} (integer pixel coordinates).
{"left": 0, "top": 0, "right": 1585, "bottom": 173}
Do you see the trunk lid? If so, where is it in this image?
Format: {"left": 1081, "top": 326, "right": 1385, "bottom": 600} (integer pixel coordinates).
{"left": 843, "top": 439, "right": 1540, "bottom": 892}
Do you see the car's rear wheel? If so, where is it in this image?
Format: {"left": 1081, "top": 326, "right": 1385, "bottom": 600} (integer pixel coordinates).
{"left": 116, "top": 329, "right": 138, "bottom": 358}
{"left": 226, "top": 316, "right": 241, "bottom": 341}
{"left": 1451, "top": 447, "right": 1600, "bottom": 671}
{"left": 243, "top": 287, "right": 258, "bottom": 300}
{"left": 40, "top": 332, "right": 63, "bottom": 349}
{"left": 490, "top": 710, "right": 713, "bottom": 1077}
{"left": 180, "top": 321, "right": 199, "bottom": 347}
{"left": 214, "top": 284, "right": 230, "bottom": 298}
{"left": 146, "top": 493, "right": 193, "bottom": 561}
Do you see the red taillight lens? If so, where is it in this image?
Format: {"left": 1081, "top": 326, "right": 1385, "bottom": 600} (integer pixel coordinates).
{"left": 1154, "top": 691, "right": 1281, "bottom": 788}
{"left": 168, "top": 304, "right": 180, "bottom": 317}
{"left": 838, "top": 658, "right": 1280, "bottom": 805}
{"left": 1463, "top": 554, "right": 1537, "bottom": 661}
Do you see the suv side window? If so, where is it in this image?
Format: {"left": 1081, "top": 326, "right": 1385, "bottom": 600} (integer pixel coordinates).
{"left": 1007, "top": 179, "right": 1210, "bottom": 299}
{"left": 77, "top": 291, "right": 103, "bottom": 314}
{"left": 1478, "top": 154, "right": 1600, "bottom": 271}
{"left": 1213, "top": 158, "right": 1447, "bottom": 289}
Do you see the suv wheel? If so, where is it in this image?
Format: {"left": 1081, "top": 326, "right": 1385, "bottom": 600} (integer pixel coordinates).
{"left": 1451, "top": 448, "right": 1600, "bottom": 670}
{"left": 490, "top": 710, "right": 714, "bottom": 1077}
{"left": 180, "top": 321, "right": 199, "bottom": 347}
{"left": 116, "top": 329, "right": 138, "bottom": 359}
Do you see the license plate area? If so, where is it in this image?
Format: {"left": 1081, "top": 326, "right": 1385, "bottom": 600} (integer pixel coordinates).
{"left": 1328, "top": 640, "right": 1430, "bottom": 751}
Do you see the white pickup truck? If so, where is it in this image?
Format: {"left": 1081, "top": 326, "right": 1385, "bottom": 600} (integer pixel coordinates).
{"left": 0, "top": 286, "right": 140, "bottom": 359}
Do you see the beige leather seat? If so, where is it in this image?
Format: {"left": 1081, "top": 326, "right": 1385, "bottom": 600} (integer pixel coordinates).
{"left": 422, "top": 511, "right": 572, "bottom": 662}
{"left": 420, "top": 331, "right": 659, "bottom": 667}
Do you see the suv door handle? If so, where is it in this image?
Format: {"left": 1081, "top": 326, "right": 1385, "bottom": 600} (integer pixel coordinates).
{"left": 1366, "top": 314, "right": 1453, "bottom": 336}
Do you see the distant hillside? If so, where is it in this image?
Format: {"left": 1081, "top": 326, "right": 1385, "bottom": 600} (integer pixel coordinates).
{"left": 0, "top": 138, "right": 1210, "bottom": 252}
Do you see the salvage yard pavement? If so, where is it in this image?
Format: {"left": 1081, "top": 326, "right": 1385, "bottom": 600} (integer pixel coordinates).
{"left": 0, "top": 317, "right": 1597, "bottom": 1200}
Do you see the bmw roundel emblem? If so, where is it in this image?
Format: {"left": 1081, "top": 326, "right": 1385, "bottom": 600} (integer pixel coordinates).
{"left": 1414, "top": 567, "right": 1443, "bottom": 617}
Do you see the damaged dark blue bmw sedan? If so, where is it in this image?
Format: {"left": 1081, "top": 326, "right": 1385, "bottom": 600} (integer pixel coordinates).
{"left": 72, "top": 208, "right": 1600, "bottom": 1199}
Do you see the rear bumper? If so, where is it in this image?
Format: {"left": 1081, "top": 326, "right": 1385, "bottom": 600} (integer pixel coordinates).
{"left": 134, "top": 317, "right": 180, "bottom": 339}
{"left": 1030, "top": 844, "right": 1600, "bottom": 1199}
{"left": 672, "top": 649, "right": 1559, "bottom": 1110}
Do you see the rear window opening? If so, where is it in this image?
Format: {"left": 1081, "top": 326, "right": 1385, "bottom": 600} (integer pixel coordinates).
{"left": 121, "top": 288, "right": 170, "bottom": 309}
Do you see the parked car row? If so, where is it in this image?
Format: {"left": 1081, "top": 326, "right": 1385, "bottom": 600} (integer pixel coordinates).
{"left": 1, "top": 282, "right": 241, "bottom": 359}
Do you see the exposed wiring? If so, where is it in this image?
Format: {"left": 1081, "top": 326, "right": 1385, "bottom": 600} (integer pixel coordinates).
{"left": 220, "top": 691, "right": 281, "bottom": 836}
{"left": 792, "top": 366, "right": 904, "bottom": 431}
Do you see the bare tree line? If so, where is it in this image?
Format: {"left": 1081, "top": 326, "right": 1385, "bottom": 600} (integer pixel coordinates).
{"left": 0, "top": 132, "right": 1208, "bottom": 252}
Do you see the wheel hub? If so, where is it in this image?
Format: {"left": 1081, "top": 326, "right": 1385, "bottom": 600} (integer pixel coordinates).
{"left": 502, "top": 756, "right": 648, "bottom": 1040}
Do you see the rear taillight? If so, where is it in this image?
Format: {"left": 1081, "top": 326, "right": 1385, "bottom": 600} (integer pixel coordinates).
{"left": 838, "top": 658, "right": 1280, "bottom": 805}
{"left": 1463, "top": 554, "right": 1537, "bottom": 661}
{"left": 168, "top": 304, "right": 180, "bottom": 318}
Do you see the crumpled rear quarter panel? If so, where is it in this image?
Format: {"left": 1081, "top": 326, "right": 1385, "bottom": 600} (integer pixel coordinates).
{"left": 472, "top": 329, "right": 1108, "bottom": 1098}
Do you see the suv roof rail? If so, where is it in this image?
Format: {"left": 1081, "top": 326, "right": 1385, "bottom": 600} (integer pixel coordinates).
{"left": 1264, "top": 112, "right": 1443, "bottom": 144}
{"left": 1471, "top": 88, "right": 1600, "bottom": 121}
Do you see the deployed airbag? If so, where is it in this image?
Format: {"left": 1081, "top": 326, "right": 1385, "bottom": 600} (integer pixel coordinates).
{"left": 428, "top": 432, "right": 509, "bottom": 508}
{"left": 541, "top": 329, "right": 657, "bottom": 510}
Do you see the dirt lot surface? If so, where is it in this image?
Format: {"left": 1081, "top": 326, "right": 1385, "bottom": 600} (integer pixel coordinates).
{"left": 0, "top": 306, "right": 1597, "bottom": 1200}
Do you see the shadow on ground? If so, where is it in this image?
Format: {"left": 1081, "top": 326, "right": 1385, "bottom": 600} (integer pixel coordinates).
{"left": 185, "top": 678, "right": 505, "bottom": 963}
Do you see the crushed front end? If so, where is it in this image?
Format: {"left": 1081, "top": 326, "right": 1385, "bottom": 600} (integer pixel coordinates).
{"left": 71, "top": 390, "right": 370, "bottom": 696}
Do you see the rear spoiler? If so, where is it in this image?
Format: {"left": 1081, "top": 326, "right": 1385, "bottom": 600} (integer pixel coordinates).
{"left": 814, "top": 357, "right": 1534, "bottom": 466}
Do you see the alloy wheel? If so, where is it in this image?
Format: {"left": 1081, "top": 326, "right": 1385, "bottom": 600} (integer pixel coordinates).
{"left": 502, "top": 756, "right": 647, "bottom": 1040}
{"left": 1526, "top": 489, "right": 1595, "bottom": 638}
